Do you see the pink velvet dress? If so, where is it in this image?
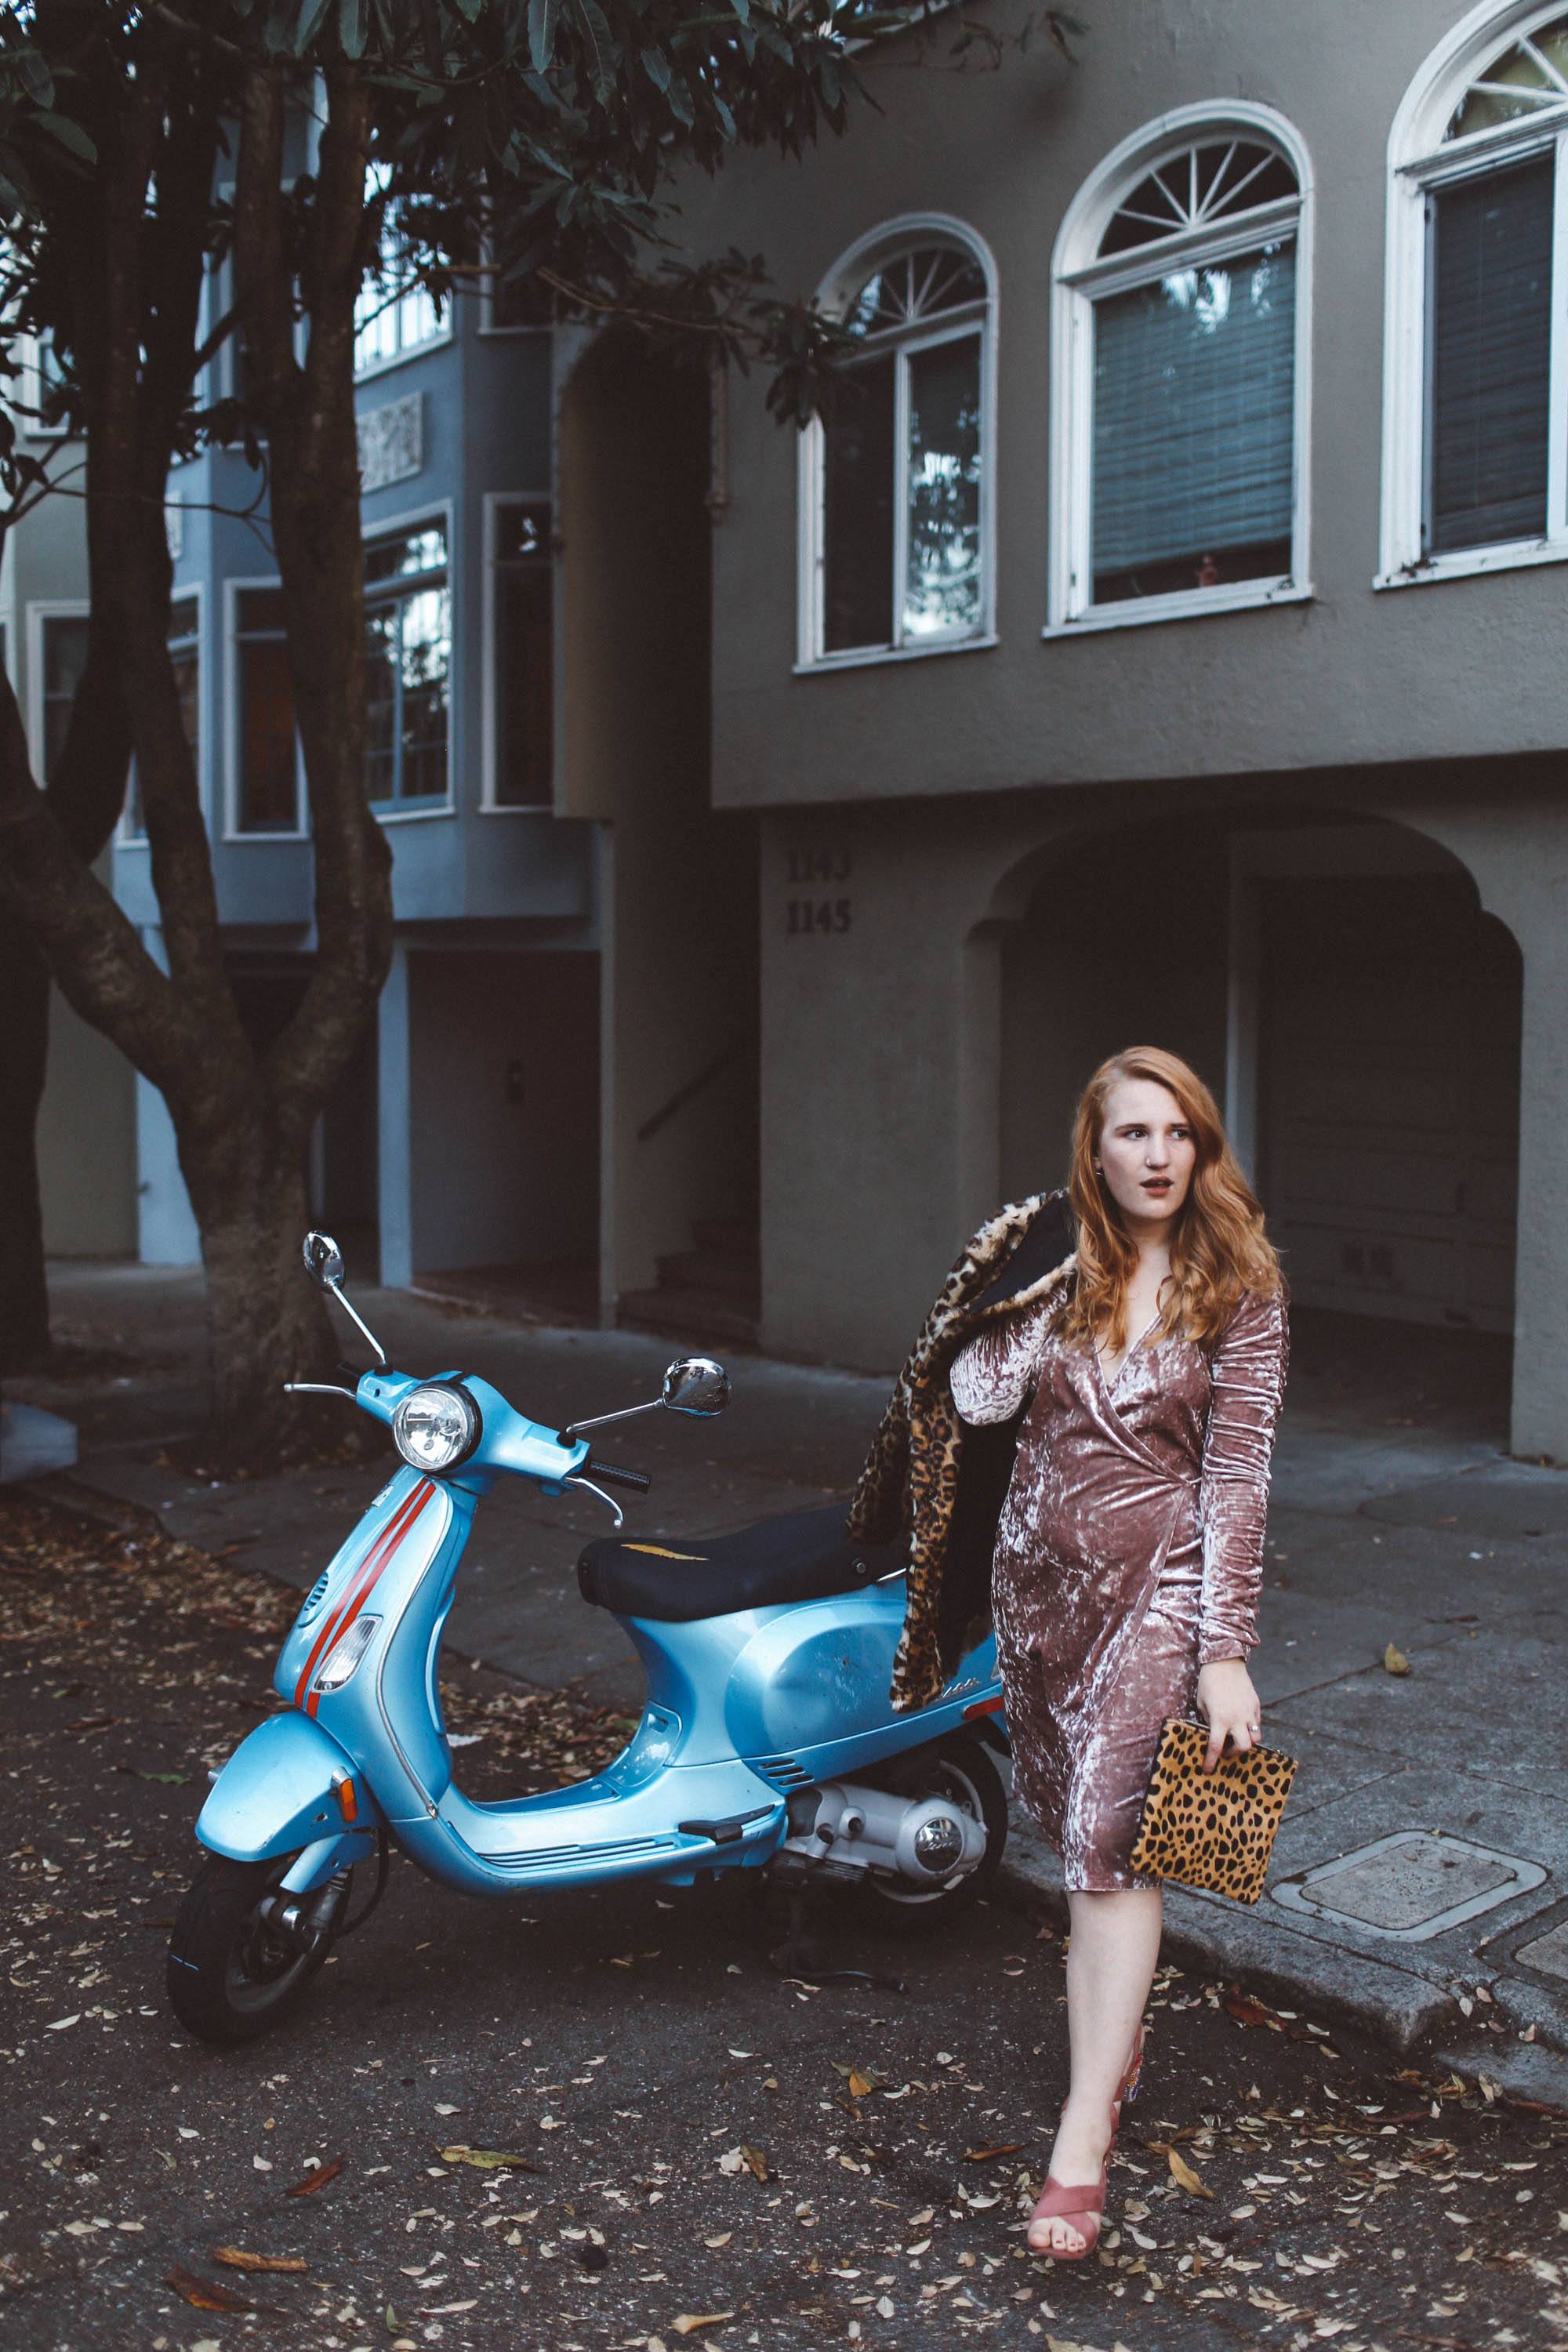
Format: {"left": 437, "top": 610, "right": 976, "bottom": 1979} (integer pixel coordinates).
{"left": 948, "top": 1275, "right": 1290, "bottom": 1892}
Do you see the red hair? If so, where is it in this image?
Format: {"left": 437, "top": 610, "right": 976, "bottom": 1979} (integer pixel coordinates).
{"left": 1057, "top": 1045, "right": 1282, "bottom": 1356}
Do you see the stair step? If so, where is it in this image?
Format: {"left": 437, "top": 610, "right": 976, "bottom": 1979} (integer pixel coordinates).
{"left": 655, "top": 1250, "right": 760, "bottom": 1305}
{"left": 691, "top": 1218, "right": 760, "bottom": 1265}
{"left": 617, "top": 1287, "right": 759, "bottom": 1351}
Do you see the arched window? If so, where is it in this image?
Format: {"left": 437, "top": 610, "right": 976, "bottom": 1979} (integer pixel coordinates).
{"left": 1382, "top": 2, "right": 1568, "bottom": 583}
{"left": 1048, "top": 103, "right": 1312, "bottom": 633}
{"left": 800, "top": 217, "right": 996, "bottom": 668}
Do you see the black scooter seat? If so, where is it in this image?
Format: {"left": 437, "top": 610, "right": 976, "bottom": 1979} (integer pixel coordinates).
{"left": 576, "top": 1502, "right": 902, "bottom": 1623}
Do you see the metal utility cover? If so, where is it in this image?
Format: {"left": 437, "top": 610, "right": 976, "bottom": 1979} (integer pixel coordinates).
{"left": 1515, "top": 1918, "right": 1568, "bottom": 1984}
{"left": 1271, "top": 1830, "right": 1547, "bottom": 1942}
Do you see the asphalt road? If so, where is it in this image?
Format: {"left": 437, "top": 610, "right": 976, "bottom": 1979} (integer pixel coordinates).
{"left": 4, "top": 1489, "right": 1568, "bottom": 2352}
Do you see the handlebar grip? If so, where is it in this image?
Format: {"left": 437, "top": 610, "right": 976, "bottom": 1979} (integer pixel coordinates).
{"left": 586, "top": 1457, "right": 653, "bottom": 1494}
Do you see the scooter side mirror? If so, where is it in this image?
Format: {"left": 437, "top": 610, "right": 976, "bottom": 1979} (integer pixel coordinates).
{"left": 661, "top": 1356, "right": 730, "bottom": 1417}
{"left": 303, "top": 1230, "right": 346, "bottom": 1289}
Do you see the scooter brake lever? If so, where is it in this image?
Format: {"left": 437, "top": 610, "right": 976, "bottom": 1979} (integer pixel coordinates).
{"left": 564, "top": 1473, "right": 624, "bottom": 1530}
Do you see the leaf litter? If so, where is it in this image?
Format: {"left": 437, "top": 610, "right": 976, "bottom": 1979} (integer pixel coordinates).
{"left": 8, "top": 1488, "right": 1568, "bottom": 2349}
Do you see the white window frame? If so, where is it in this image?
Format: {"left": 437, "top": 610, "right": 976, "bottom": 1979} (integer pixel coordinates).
{"left": 20, "top": 330, "right": 68, "bottom": 439}
{"left": 796, "top": 212, "right": 999, "bottom": 674}
{"left": 477, "top": 232, "right": 553, "bottom": 337}
{"left": 354, "top": 167, "right": 452, "bottom": 383}
{"left": 26, "top": 599, "right": 89, "bottom": 782}
{"left": 119, "top": 580, "right": 206, "bottom": 845}
{"left": 362, "top": 496, "right": 456, "bottom": 823}
{"left": 480, "top": 488, "right": 555, "bottom": 813}
{"left": 223, "top": 574, "right": 307, "bottom": 843}
{"left": 1046, "top": 100, "right": 1315, "bottom": 638}
{"left": 1379, "top": 0, "right": 1568, "bottom": 590}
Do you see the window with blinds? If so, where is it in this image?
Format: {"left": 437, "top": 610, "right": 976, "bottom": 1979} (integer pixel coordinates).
{"left": 1428, "top": 158, "right": 1553, "bottom": 555}
{"left": 1054, "top": 131, "right": 1305, "bottom": 622}
{"left": 1092, "top": 241, "right": 1296, "bottom": 603}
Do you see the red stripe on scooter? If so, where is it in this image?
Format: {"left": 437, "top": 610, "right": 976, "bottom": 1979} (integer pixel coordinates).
{"left": 302, "top": 1479, "right": 434, "bottom": 1719}
{"left": 294, "top": 1481, "right": 433, "bottom": 1709}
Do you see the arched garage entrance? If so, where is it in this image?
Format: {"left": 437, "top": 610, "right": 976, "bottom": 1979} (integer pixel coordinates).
{"left": 985, "top": 809, "right": 1521, "bottom": 1383}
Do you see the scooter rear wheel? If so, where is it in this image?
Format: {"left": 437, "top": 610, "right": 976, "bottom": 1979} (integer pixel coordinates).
{"left": 859, "top": 1733, "right": 1008, "bottom": 1935}
{"left": 166, "top": 1853, "right": 342, "bottom": 2043}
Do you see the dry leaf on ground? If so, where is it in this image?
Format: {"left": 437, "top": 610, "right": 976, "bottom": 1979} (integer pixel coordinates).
{"left": 285, "top": 2156, "right": 343, "bottom": 2196}
{"left": 209, "top": 2246, "right": 307, "bottom": 2273}
{"left": 1167, "top": 2147, "right": 1213, "bottom": 2199}
{"left": 437, "top": 2145, "right": 537, "bottom": 2172}
{"left": 165, "top": 2265, "right": 268, "bottom": 2313}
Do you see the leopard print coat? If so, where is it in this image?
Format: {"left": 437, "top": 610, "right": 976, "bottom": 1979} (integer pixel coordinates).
{"left": 846, "top": 1187, "right": 1078, "bottom": 1712}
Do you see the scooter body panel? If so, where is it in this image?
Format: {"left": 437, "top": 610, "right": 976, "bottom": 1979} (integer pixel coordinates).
{"left": 196, "top": 1708, "right": 385, "bottom": 1864}
{"left": 202, "top": 1365, "right": 1005, "bottom": 1904}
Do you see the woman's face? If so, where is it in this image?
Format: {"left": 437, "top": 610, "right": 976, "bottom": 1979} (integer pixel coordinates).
{"left": 1096, "top": 1077, "right": 1198, "bottom": 1232}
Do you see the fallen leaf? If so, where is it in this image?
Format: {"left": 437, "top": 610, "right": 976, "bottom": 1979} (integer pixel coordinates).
{"left": 165, "top": 2266, "right": 267, "bottom": 2314}
{"left": 438, "top": 2145, "right": 537, "bottom": 2172}
{"left": 285, "top": 2156, "right": 343, "bottom": 2196}
{"left": 1382, "top": 1641, "right": 1411, "bottom": 1676}
{"left": 671, "top": 2316, "right": 735, "bottom": 2337}
{"left": 1223, "top": 1995, "right": 1280, "bottom": 2030}
{"left": 702, "top": 2232, "right": 732, "bottom": 2249}
{"left": 963, "top": 2142, "right": 1022, "bottom": 2162}
{"left": 1167, "top": 2147, "right": 1213, "bottom": 2199}
{"left": 741, "top": 2144, "right": 768, "bottom": 2182}
{"left": 848, "top": 2071, "right": 873, "bottom": 2099}
{"left": 211, "top": 2247, "right": 307, "bottom": 2274}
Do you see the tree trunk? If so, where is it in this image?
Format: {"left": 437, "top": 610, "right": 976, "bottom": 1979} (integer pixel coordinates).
{"left": 183, "top": 1109, "right": 342, "bottom": 1467}
{"left": 0, "top": 905, "right": 52, "bottom": 1374}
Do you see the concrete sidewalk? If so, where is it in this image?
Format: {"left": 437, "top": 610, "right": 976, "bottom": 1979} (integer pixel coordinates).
{"left": 17, "top": 1260, "right": 1568, "bottom": 2101}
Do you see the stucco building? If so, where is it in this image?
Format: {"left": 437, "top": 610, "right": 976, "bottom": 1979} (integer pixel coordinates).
{"left": 667, "top": 0, "right": 1568, "bottom": 1461}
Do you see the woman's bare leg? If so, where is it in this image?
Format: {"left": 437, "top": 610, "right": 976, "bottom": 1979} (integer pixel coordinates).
{"left": 1031, "top": 1884, "right": 1163, "bottom": 2254}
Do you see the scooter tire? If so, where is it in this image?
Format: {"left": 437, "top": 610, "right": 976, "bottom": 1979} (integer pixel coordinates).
{"left": 858, "top": 1733, "right": 1009, "bottom": 1936}
{"left": 166, "top": 1854, "right": 339, "bottom": 2043}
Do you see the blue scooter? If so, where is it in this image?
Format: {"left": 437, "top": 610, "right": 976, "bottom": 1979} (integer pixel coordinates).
{"left": 168, "top": 1232, "right": 1007, "bottom": 2042}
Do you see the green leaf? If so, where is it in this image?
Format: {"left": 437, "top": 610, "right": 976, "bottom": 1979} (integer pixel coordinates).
{"left": 338, "top": 0, "right": 368, "bottom": 57}
{"left": 728, "top": 0, "right": 750, "bottom": 20}
{"left": 16, "top": 46, "right": 55, "bottom": 108}
{"left": 28, "top": 111, "right": 96, "bottom": 165}
{"left": 572, "top": 0, "right": 617, "bottom": 101}
{"left": 665, "top": 67, "right": 695, "bottom": 128}
{"left": 640, "top": 45, "right": 670, "bottom": 92}
{"left": 712, "top": 89, "right": 737, "bottom": 141}
{"left": 292, "top": 0, "right": 336, "bottom": 51}
{"left": 528, "top": 0, "right": 560, "bottom": 74}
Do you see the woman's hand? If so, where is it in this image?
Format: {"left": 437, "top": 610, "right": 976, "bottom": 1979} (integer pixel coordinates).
{"left": 1195, "top": 1658, "right": 1261, "bottom": 1773}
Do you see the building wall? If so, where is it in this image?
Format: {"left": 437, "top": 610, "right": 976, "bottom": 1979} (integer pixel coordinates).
{"left": 2, "top": 485, "right": 139, "bottom": 1258}
{"left": 558, "top": 332, "right": 760, "bottom": 1308}
{"left": 674, "top": 0, "right": 1568, "bottom": 811}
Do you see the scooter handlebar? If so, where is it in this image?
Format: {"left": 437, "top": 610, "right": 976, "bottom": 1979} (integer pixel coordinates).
{"left": 585, "top": 1457, "right": 654, "bottom": 1495}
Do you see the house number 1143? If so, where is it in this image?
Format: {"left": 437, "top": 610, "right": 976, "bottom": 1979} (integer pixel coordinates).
{"left": 785, "top": 844, "right": 852, "bottom": 936}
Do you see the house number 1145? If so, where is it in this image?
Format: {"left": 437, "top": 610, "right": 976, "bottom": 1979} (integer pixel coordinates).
{"left": 785, "top": 844, "right": 852, "bottom": 936}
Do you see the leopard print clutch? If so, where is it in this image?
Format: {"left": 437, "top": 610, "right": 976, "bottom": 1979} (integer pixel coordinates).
{"left": 1127, "top": 1715, "right": 1297, "bottom": 1905}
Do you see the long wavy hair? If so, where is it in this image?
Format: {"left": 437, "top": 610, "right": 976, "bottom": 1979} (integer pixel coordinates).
{"left": 1057, "top": 1046, "right": 1283, "bottom": 1356}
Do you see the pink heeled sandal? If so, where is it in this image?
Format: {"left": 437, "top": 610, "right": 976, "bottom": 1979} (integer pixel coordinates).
{"left": 1026, "top": 2020, "right": 1146, "bottom": 2261}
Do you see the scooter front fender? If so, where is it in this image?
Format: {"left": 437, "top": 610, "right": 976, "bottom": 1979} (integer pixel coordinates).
{"left": 196, "top": 1709, "right": 384, "bottom": 1866}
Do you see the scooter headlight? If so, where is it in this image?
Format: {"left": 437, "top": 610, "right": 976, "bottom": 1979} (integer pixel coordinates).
{"left": 390, "top": 1383, "right": 480, "bottom": 1472}
{"left": 312, "top": 1614, "right": 381, "bottom": 1694}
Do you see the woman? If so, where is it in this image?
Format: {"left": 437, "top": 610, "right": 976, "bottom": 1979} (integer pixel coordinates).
{"left": 947, "top": 1045, "right": 1289, "bottom": 2260}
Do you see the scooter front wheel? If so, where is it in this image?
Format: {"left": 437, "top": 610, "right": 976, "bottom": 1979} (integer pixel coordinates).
{"left": 859, "top": 1733, "right": 1008, "bottom": 1935}
{"left": 166, "top": 1854, "right": 343, "bottom": 2043}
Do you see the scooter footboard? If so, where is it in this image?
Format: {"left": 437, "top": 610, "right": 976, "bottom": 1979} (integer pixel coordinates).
{"left": 196, "top": 1708, "right": 383, "bottom": 1867}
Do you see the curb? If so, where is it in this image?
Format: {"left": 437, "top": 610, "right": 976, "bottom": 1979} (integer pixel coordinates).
{"left": 1002, "top": 1822, "right": 1458, "bottom": 2054}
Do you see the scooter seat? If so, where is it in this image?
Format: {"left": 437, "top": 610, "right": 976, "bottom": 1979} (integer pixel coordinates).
{"left": 576, "top": 1502, "right": 902, "bottom": 1623}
